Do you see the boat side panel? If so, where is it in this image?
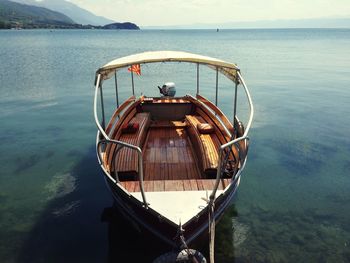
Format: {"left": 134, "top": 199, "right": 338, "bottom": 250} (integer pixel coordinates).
{"left": 104, "top": 174, "right": 239, "bottom": 247}
{"left": 141, "top": 103, "right": 193, "bottom": 121}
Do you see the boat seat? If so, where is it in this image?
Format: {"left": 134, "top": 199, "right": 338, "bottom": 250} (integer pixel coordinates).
{"left": 185, "top": 115, "right": 221, "bottom": 178}
{"left": 113, "top": 112, "right": 151, "bottom": 180}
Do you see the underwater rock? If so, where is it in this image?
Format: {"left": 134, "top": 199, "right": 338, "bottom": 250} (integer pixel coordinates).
{"left": 45, "top": 150, "right": 54, "bottom": 158}
{"left": 0, "top": 193, "right": 7, "bottom": 202}
{"left": 52, "top": 200, "right": 80, "bottom": 217}
{"left": 270, "top": 138, "right": 333, "bottom": 175}
{"left": 46, "top": 126, "right": 64, "bottom": 137}
{"left": 45, "top": 173, "right": 76, "bottom": 200}
{"left": 67, "top": 149, "right": 81, "bottom": 157}
{"left": 343, "top": 160, "right": 350, "bottom": 172}
{"left": 232, "top": 218, "right": 249, "bottom": 247}
{"left": 290, "top": 234, "right": 305, "bottom": 246}
{"left": 15, "top": 154, "right": 40, "bottom": 173}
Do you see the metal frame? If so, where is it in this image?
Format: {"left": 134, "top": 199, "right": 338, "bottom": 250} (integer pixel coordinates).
{"left": 114, "top": 71, "right": 119, "bottom": 107}
{"left": 196, "top": 63, "right": 199, "bottom": 95}
{"left": 215, "top": 67, "right": 219, "bottom": 106}
{"left": 130, "top": 71, "right": 135, "bottom": 96}
{"left": 210, "top": 71, "right": 254, "bottom": 201}
{"left": 94, "top": 74, "right": 148, "bottom": 208}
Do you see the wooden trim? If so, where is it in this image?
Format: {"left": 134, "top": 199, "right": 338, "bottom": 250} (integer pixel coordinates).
{"left": 196, "top": 94, "right": 233, "bottom": 133}
{"left": 186, "top": 95, "right": 233, "bottom": 137}
{"left": 149, "top": 97, "right": 190, "bottom": 104}
{"left": 105, "top": 95, "right": 136, "bottom": 135}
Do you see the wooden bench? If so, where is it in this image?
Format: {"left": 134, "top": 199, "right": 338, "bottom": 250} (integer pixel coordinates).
{"left": 108, "top": 112, "right": 150, "bottom": 180}
{"left": 185, "top": 115, "right": 221, "bottom": 178}
{"left": 195, "top": 107, "right": 240, "bottom": 170}
{"left": 114, "top": 112, "right": 150, "bottom": 180}
{"left": 186, "top": 95, "right": 243, "bottom": 169}
{"left": 104, "top": 97, "right": 141, "bottom": 171}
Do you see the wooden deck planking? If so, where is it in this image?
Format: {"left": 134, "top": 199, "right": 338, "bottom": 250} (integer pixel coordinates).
{"left": 120, "top": 179, "right": 231, "bottom": 192}
{"left": 118, "top": 123, "right": 232, "bottom": 192}
{"left": 143, "top": 127, "right": 201, "bottom": 181}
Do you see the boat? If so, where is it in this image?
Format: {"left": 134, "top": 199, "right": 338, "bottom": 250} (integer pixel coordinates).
{"left": 93, "top": 51, "right": 253, "bottom": 251}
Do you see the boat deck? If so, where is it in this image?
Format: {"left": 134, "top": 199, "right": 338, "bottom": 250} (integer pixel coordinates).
{"left": 144, "top": 127, "right": 200, "bottom": 180}
{"left": 120, "top": 126, "right": 231, "bottom": 192}
{"left": 120, "top": 179, "right": 230, "bottom": 192}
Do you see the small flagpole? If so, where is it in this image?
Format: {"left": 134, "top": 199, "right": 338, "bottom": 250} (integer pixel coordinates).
{"left": 196, "top": 63, "right": 199, "bottom": 96}
{"left": 114, "top": 71, "right": 119, "bottom": 108}
{"left": 215, "top": 67, "right": 219, "bottom": 106}
{"left": 131, "top": 71, "right": 135, "bottom": 96}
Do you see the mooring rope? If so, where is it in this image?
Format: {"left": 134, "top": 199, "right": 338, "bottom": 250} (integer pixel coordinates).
{"left": 180, "top": 233, "right": 199, "bottom": 263}
{"left": 208, "top": 197, "right": 215, "bottom": 263}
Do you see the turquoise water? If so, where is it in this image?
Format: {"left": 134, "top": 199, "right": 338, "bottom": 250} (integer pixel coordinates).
{"left": 0, "top": 29, "right": 350, "bottom": 262}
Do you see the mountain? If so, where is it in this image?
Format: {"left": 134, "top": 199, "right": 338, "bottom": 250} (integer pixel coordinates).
{"left": 0, "top": 0, "right": 75, "bottom": 28}
{"left": 11, "top": 0, "right": 114, "bottom": 25}
{"left": 103, "top": 22, "right": 139, "bottom": 30}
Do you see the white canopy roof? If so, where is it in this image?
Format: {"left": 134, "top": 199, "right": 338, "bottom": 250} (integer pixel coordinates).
{"left": 96, "top": 50, "right": 240, "bottom": 82}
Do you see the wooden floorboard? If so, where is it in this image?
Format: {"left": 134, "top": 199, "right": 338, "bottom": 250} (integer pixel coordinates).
{"left": 119, "top": 125, "right": 231, "bottom": 192}
{"left": 143, "top": 127, "right": 201, "bottom": 181}
{"left": 120, "top": 179, "right": 231, "bottom": 192}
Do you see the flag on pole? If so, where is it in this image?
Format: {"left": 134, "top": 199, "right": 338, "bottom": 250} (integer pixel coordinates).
{"left": 128, "top": 64, "right": 141, "bottom": 75}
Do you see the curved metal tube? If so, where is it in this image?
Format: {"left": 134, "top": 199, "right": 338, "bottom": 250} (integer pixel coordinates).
{"left": 94, "top": 74, "right": 148, "bottom": 208}
{"left": 237, "top": 71, "right": 254, "bottom": 137}
{"left": 210, "top": 136, "right": 249, "bottom": 200}
{"left": 210, "top": 72, "right": 254, "bottom": 201}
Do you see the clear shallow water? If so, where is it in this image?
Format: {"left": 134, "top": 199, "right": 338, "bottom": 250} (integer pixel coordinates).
{"left": 0, "top": 29, "right": 350, "bottom": 262}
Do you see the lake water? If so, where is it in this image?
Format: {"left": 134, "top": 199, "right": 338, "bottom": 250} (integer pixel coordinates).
{"left": 0, "top": 29, "right": 350, "bottom": 263}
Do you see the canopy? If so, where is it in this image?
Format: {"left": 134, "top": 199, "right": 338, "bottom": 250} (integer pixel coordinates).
{"left": 96, "top": 50, "right": 240, "bottom": 83}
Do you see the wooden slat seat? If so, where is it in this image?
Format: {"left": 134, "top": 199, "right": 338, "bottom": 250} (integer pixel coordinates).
{"left": 195, "top": 108, "right": 240, "bottom": 171}
{"left": 113, "top": 112, "right": 151, "bottom": 180}
{"left": 120, "top": 179, "right": 231, "bottom": 192}
{"left": 185, "top": 115, "right": 221, "bottom": 178}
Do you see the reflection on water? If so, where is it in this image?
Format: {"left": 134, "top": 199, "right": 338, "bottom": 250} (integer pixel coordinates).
{"left": 101, "top": 205, "right": 170, "bottom": 262}
{"left": 102, "top": 203, "right": 241, "bottom": 263}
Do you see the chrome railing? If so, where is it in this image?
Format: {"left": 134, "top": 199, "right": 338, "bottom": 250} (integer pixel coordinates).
{"left": 94, "top": 67, "right": 253, "bottom": 208}
{"left": 210, "top": 71, "right": 254, "bottom": 201}
{"left": 94, "top": 74, "right": 148, "bottom": 208}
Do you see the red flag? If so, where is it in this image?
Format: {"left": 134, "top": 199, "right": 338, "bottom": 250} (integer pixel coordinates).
{"left": 128, "top": 64, "right": 141, "bottom": 75}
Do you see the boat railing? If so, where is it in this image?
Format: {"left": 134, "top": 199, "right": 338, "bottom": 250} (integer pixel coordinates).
{"left": 94, "top": 66, "right": 253, "bottom": 208}
{"left": 96, "top": 137, "right": 148, "bottom": 208}
{"left": 210, "top": 71, "right": 254, "bottom": 201}
{"left": 94, "top": 74, "right": 148, "bottom": 208}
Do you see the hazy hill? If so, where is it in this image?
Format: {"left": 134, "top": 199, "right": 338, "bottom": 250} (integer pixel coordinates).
{"left": 0, "top": 0, "right": 75, "bottom": 28}
{"left": 103, "top": 22, "right": 139, "bottom": 30}
{"left": 11, "top": 0, "right": 114, "bottom": 25}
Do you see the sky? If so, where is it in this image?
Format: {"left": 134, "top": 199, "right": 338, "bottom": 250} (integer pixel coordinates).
{"left": 67, "top": 0, "right": 350, "bottom": 26}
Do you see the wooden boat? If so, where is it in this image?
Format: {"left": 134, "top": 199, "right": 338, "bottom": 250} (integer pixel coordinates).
{"left": 93, "top": 51, "right": 253, "bottom": 248}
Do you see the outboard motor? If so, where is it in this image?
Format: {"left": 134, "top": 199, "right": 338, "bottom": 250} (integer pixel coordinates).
{"left": 158, "top": 82, "right": 176, "bottom": 97}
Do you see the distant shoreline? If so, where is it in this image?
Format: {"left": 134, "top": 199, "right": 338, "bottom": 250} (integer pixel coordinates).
{"left": 0, "top": 23, "right": 140, "bottom": 30}
{"left": 1, "top": 27, "right": 349, "bottom": 31}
